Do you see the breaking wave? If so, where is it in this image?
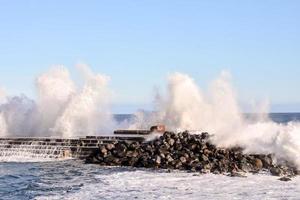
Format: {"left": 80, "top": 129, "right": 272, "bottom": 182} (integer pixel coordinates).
{"left": 130, "top": 72, "right": 300, "bottom": 168}
{"left": 0, "top": 64, "right": 114, "bottom": 138}
{"left": 0, "top": 66, "right": 300, "bottom": 168}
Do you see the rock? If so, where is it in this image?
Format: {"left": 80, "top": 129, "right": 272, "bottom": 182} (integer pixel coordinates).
{"left": 260, "top": 155, "right": 273, "bottom": 168}
{"left": 182, "top": 131, "right": 189, "bottom": 138}
{"left": 164, "top": 132, "right": 172, "bottom": 138}
{"left": 203, "top": 163, "right": 211, "bottom": 171}
{"left": 174, "top": 142, "right": 183, "bottom": 151}
{"left": 270, "top": 167, "right": 283, "bottom": 176}
{"left": 190, "top": 144, "right": 197, "bottom": 150}
{"left": 115, "top": 143, "right": 127, "bottom": 157}
{"left": 203, "top": 149, "right": 211, "bottom": 156}
{"left": 100, "top": 146, "right": 108, "bottom": 155}
{"left": 278, "top": 177, "right": 292, "bottom": 182}
{"left": 126, "top": 151, "right": 134, "bottom": 157}
{"left": 104, "top": 155, "right": 115, "bottom": 164}
{"left": 132, "top": 151, "right": 139, "bottom": 158}
{"left": 201, "top": 155, "right": 209, "bottom": 162}
{"left": 168, "top": 138, "right": 175, "bottom": 146}
{"left": 253, "top": 158, "right": 263, "bottom": 170}
{"left": 129, "top": 142, "right": 140, "bottom": 150}
{"left": 166, "top": 154, "right": 174, "bottom": 162}
{"left": 154, "top": 140, "right": 163, "bottom": 147}
{"left": 106, "top": 143, "right": 115, "bottom": 151}
{"left": 201, "top": 132, "right": 209, "bottom": 140}
{"left": 240, "top": 161, "right": 252, "bottom": 172}
{"left": 180, "top": 156, "right": 187, "bottom": 164}
{"left": 293, "top": 169, "right": 300, "bottom": 175}
{"left": 175, "top": 161, "right": 183, "bottom": 169}
{"left": 229, "top": 172, "right": 247, "bottom": 178}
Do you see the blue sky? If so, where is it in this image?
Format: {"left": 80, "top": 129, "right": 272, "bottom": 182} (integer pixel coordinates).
{"left": 0, "top": 0, "right": 300, "bottom": 112}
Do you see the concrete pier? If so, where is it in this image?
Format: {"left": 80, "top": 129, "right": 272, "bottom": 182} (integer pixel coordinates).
{"left": 0, "top": 126, "right": 165, "bottom": 160}
{"left": 0, "top": 134, "right": 146, "bottom": 159}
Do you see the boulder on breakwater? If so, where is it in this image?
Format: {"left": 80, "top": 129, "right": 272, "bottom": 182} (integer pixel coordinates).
{"left": 86, "top": 131, "right": 299, "bottom": 178}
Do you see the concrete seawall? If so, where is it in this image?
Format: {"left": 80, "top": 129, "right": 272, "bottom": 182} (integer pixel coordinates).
{"left": 0, "top": 134, "right": 146, "bottom": 159}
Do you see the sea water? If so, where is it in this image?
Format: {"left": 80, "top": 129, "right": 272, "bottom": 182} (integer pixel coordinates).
{"left": 0, "top": 113, "right": 300, "bottom": 200}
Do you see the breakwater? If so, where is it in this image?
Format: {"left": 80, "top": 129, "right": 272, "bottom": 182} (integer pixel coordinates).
{"left": 87, "top": 131, "right": 299, "bottom": 181}
{"left": 0, "top": 128, "right": 298, "bottom": 181}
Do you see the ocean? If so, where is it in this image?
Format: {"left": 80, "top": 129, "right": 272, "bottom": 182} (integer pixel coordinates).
{"left": 0, "top": 113, "right": 300, "bottom": 200}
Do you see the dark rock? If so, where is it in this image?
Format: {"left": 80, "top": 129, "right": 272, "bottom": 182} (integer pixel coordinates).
{"left": 166, "top": 154, "right": 174, "bottom": 163}
{"left": 87, "top": 131, "right": 298, "bottom": 179}
{"left": 201, "top": 132, "right": 209, "bottom": 139}
{"left": 129, "top": 142, "right": 140, "bottom": 150}
{"left": 278, "top": 177, "right": 292, "bottom": 182}
{"left": 100, "top": 146, "right": 108, "bottom": 155}
{"left": 175, "top": 161, "right": 183, "bottom": 169}
{"left": 115, "top": 143, "right": 127, "bottom": 157}
{"left": 260, "top": 155, "right": 273, "bottom": 168}
{"left": 180, "top": 156, "right": 187, "bottom": 164}
{"left": 240, "top": 161, "right": 253, "bottom": 172}
{"left": 168, "top": 138, "right": 175, "bottom": 146}
{"left": 229, "top": 172, "right": 247, "bottom": 178}
{"left": 201, "top": 155, "right": 209, "bottom": 162}
{"left": 270, "top": 167, "right": 283, "bottom": 176}
{"left": 190, "top": 144, "right": 197, "bottom": 151}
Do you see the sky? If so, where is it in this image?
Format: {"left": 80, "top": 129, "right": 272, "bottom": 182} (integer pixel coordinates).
{"left": 0, "top": 0, "right": 299, "bottom": 113}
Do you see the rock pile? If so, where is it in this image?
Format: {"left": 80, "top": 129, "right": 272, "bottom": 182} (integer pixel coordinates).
{"left": 86, "top": 131, "right": 298, "bottom": 179}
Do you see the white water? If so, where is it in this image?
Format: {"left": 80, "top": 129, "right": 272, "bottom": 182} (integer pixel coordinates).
{"left": 36, "top": 169, "right": 300, "bottom": 200}
{"left": 0, "top": 65, "right": 114, "bottom": 138}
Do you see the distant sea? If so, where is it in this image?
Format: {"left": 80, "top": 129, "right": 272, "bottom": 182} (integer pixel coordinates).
{"left": 268, "top": 113, "right": 300, "bottom": 123}
{"left": 114, "top": 113, "right": 300, "bottom": 124}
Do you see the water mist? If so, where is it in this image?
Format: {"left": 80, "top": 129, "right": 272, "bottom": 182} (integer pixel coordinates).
{"left": 0, "top": 65, "right": 114, "bottom": 138}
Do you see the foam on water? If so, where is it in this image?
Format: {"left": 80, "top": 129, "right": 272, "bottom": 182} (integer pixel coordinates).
{"left": 34, "top": 165, "right": 300, "bottom": 200}
{"left": 1, "top": 160, "right": 298, "bottom": 200}
{"left": 0, "top": 155, "right": 69, "bottom": 163}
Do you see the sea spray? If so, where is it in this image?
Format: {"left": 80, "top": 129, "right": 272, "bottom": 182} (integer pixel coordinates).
{"left": 53, "top": 64, "right": 114, "bottom": 137}
{"left": 0, "top": 65, "right": 115, "bottom": 137}
{"left": 0, "top": 95, "right": 37, "bottom": 136}
{"left": 1, "top": 66, "right": 300, "bottom": 168}
{"left": 129, "top": 71, "right": 244, "bottom": 133}
{"left": 130, "top": 72, "right": 300, "bottom": 168}
{"left": 35, "top": 66, "right": 76, "bottom": 136}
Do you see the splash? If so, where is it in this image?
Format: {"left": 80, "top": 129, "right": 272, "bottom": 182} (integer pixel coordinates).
{"left": 0, "top": 65, "right": 114, "bottom": 138}
{"left": 130, "top": 71, "right": 243, "bottom": 133}
{"left": 130, "top": 72, "right": 300, "bottom": 167}
{"left": 53, "top": 64, "right": 114, "bottom": 137}
{"left": 1, "top": 66, "right": 300, "bottom": 168}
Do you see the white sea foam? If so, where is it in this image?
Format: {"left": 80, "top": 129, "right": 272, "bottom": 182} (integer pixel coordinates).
{"left": 36, "top": 170, "right": 300, "bottom": 200}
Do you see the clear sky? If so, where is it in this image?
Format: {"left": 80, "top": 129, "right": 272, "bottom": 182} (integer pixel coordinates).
{"left": 0, "top": 0, "right": 299, "bottom": 113}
